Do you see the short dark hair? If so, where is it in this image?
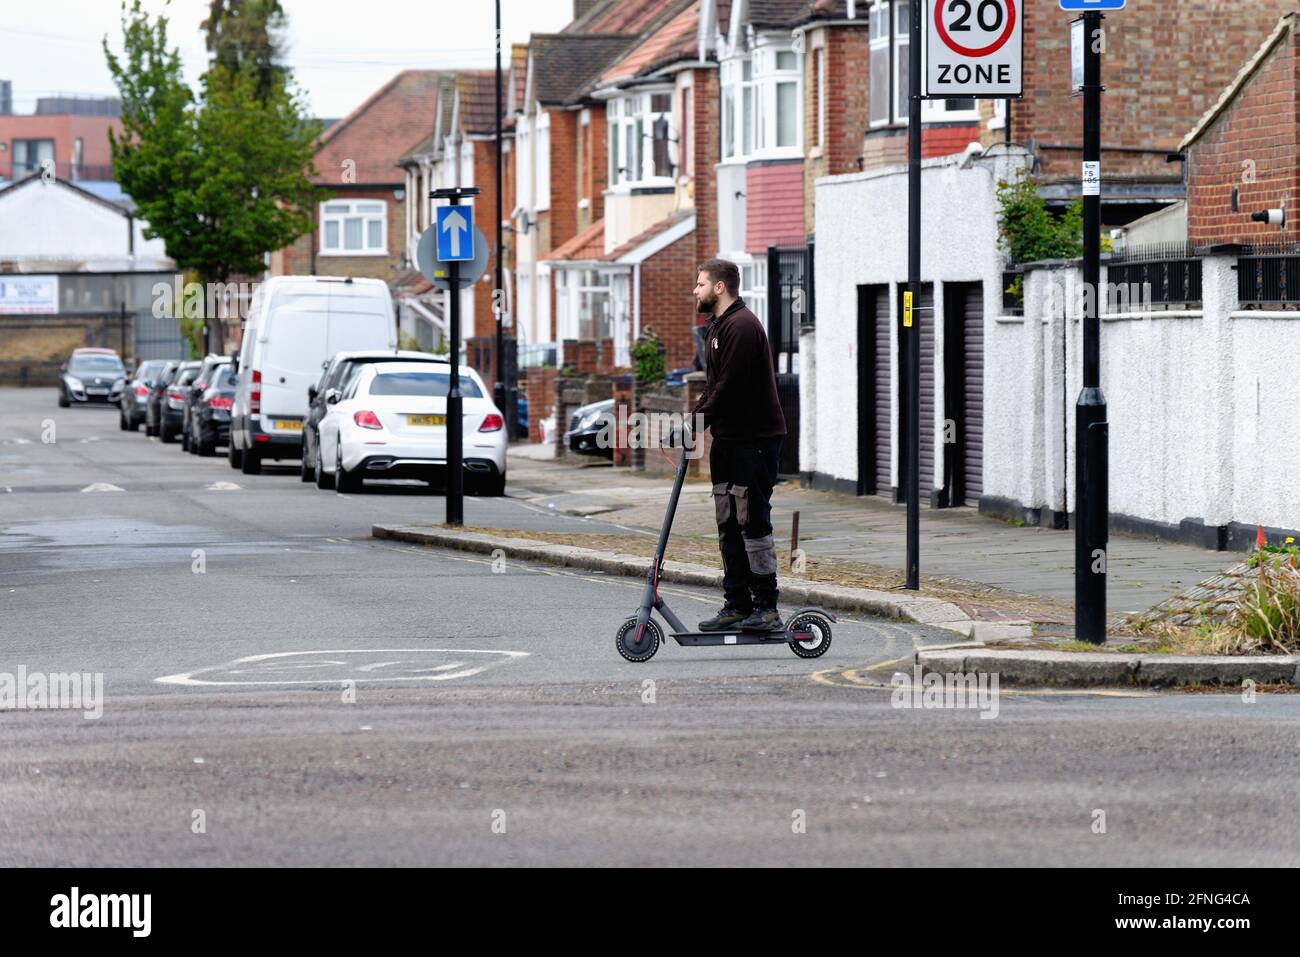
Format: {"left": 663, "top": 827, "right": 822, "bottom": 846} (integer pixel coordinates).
{"left": 699, "top": 258, "right": 740, "bottom": 296}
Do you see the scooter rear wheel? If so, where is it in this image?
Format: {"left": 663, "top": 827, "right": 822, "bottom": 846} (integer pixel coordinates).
{"left": 615, "top": 617, "right": 661, "bottom": 663}
{"left": 786, "top": 613, "right": 832, "bottom": 659}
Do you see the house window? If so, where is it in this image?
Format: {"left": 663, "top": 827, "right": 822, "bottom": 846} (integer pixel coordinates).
{"left": 922, "top": 97, "right": 980, "bottom": 123}
{"left": 607, "top": 92, "right": 674, "bottom": 187}
{"left": 577, "top": 269, "right": 612, "bottom": 341}
{"left": 869, "top": 0, "right": 914, "bottom": 128}
{"left": 320, "top": 200, "right": 386, "bottom": 254}
{"left": 680, "top": 87, "right": 692, "bottom": 176}
{"left": 725, "top": 44, "right": 801, "bottom": 159}
{"left": 12, "top": 138, "right": 54, "bottom": 176}
{"left": 739, "top": 259, "right": 767, "bottom": 323}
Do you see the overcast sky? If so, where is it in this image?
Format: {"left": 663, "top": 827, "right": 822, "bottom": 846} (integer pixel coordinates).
{"left": 1, "top": 0, "right": 574, "bottom": 118}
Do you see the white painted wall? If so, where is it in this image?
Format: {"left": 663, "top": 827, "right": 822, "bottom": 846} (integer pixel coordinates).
{"left": 992, "top": 255, "right": 1300, "bottom": 536}
{"left": 0, "top": 179, "right": 170, "bottom": 270}
{"left": 809, "top": 146, "right": 1026, "bottom": 490}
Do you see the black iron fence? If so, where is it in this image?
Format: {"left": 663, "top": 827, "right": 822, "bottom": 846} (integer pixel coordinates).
{"left": 1105, "top": 241, "right": 1203, "bottom": 307}
{"left": 1237, "top": 243, "right": 1300, "bottom": 307}
{"left": 766, "top": 242, "right": 813, "bottom": 476}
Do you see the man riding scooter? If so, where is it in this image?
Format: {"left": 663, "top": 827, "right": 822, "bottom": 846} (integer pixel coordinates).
{"left": 690, "top": 259, "right": 787, "bottom": 633}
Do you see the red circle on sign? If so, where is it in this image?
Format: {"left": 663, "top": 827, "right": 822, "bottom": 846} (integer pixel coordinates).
{"left": 934, "top": 0, "right": 1017, "bottom": 58}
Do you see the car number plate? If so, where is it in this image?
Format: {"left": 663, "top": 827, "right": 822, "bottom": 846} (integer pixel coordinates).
{"left": 86, "top": 388, "right": 108, "bottom": 395}
{"left": 274, "top": 419, "right": 303, "bottom": 431}
{"left": 406, "top": 414, "right": 445, "bottom": 426}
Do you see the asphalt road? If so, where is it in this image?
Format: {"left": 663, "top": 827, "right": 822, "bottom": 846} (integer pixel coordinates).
{"left": 1, "top": 387, "right": 1297, "bottom": 866}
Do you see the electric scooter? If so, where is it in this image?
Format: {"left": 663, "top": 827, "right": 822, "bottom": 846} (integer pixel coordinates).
{"left": 614, "top": 434, "right": 835, "bottom": 663}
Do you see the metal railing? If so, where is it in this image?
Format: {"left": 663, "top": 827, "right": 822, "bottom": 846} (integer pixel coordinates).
{"left": 1105, "top": 241, "right": 1203, "bottom": 307}
{"left": 1238, "top": 243, "right": 1300, "bottom": 307}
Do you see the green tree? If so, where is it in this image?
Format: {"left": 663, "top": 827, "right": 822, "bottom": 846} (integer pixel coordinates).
{"left": 104, "top": 0, "right": 323, "bottom": 352}
{"left": 201, "top": 0, "right": 288, "bottom": 103}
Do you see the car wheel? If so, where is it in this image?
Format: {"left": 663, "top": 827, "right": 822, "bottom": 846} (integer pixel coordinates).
{"left": 299, "top": 434, "right": 314, "bottom": 482}
{"left": 335, "top": 447, "right": 360, "bottom": 493}
{"left": 197, "top": 430, "right": 215, "bottom": 457}
{"left": 481, "top": 471, "right": 506, "bottom": 497}
{"left": 160, "top": 422, "right": 176, "bottom": 443}
{"left": 58, "top": 390, "right": 69, "bottom": 409}
{"left": 240, "top": 446, "right": 261, "bottom": 475}
{"left": 181, "top": 426, "right": 190, "bottom": 452}
{"left": 130, "top": 414, "right": 141, "bottom": 432}
{"left": 119, "top": 409, "right": 129, "bottom": 431}
{"left": 228, "top": 440, "right": 243, "bottom": 469}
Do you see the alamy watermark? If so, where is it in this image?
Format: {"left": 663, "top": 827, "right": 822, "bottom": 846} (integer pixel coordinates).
{"left": 0, "top": 667, "right": 104, "bottom": 719}
{"left": 890, "top": 664, "right": 999, "bottom": 719}
{"left": 151, "top": 275, "right": 259, "bottom": 322}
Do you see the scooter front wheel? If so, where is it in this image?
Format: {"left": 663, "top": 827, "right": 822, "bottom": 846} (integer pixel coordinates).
{"left": 786, "top": 613, "right": 833, "bottom": 659}
{"left": 615, "top": 617, "right": 661, "bottom": 663}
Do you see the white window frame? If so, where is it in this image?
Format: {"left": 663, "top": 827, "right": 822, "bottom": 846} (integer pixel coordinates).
{"left": 756, "top": 42, "right": 802, "bottom": 156}
{"left": 536, "top": 111, "right": 551, "bottom": 211}
{"left": 606, "top": 91, "right": 675, "bottom": 190}
{"left": 319, "top": 199, "right": 387, "bottom": 256}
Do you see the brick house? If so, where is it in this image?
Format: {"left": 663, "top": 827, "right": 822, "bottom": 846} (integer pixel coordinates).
{"left": 270, "top": 70, "right": 442, "bottom": 282}
{"left": 543, "top": 0, "right": 723, "bottom": 374}
{"left": 0, "top": 99, "right": 120, "bottom": 186}
{"left": 1181, "top": 11, "right": 1300, "bottom": 248}
{"left": 511, "top": 31, "right": 641, "bottom": 363}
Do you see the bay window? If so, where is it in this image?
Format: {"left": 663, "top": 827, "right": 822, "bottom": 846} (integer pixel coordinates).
{"left": 721, "top": 43, "right": 801, "bottom": 160}
{"left": 607, "top": 91, "right": 674, "bottom": 188}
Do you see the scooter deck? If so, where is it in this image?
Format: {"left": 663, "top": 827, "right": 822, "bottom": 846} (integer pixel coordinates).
{"left": 670, "top": 628, "right": 809, "bottom": 647}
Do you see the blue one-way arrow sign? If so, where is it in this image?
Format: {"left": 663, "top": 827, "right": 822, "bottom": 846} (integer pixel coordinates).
{"left": 435, "top": 205, "right": 474, "bottom": 262}
{"left": 1060, "top": 0, "right": 1125, "bottom": 10}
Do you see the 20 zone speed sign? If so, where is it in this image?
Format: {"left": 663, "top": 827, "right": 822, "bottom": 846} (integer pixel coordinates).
{"left": 925, "top": 0, "right": 1023, "bottom": 98}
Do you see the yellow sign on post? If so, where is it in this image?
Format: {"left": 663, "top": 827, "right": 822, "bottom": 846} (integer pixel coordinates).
{"left": 903, "top": 290, "right": 913, "bottom": 328}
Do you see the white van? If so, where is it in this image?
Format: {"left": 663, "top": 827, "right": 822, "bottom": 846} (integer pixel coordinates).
{"left": 229, "top": 276, "right": 396, "bottom": 474}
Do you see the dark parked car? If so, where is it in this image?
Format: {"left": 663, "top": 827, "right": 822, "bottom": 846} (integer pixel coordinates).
{"left": 119, "top": 359, "right": 170, "bottom": 431}
{"left": 181, "top": 355, "right": 231, "bottom": 452}
{"left": 58, "top": 348, "right": 126, "bottom": 408}
{"left": 186, "top": 362, "right": 237, "bottom": 456}
{"left": 144, "top": 360, "right": 182, "bottom": 437}
{"left": 564, "top": 398, "right": 614, "bottom": 458}
{"left": 157, "top": 361, "right": 200, "bottom": 443}
{"left": 299, "top": 350, "right": 444, "bottom": 482}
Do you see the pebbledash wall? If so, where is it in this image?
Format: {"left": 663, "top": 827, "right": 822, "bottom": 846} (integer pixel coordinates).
{"left": 991, "top": 257, "right": 1300, "bottom": 550}
{"left": 811, "top": 145, "right": 1300, "bottom": 550}
{"left": 806, "top": 144, "right": 1028, "bottom": 495}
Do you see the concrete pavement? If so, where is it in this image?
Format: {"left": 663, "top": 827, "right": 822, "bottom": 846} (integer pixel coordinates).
{"left": 2, "top": 387, "right": 1297, "bottom": 867}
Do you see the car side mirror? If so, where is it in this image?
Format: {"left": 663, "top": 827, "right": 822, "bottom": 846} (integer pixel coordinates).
{"left": 307, "top": 385, "right": 318, "bottom": 403}
{"left": 325, "top": 389, "right": 341, "bottom": 405}
{"left": 60, "top": 363, "right": 67, "bottom": 373}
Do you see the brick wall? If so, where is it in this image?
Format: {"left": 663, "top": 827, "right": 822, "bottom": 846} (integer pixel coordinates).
{"left": 278, "top": 186, "right": 403, "bottom": 281}
{"left": 1013, "top": 0, "right": 1298, "bottom": 184}
{"left": 745, "top": 160, "right": 804, "bottom": 254}
{"left": 691, "top": 69, "right": 720, "bottom": 259}
{"left": 639, "top": 229, "right": 701, "bottom": 371}
{"left": 470, "top": 137, "right": 509, "bottom": 343}
{"left": 525, "top": 365, "right": 557, "bottom": 443}
{"left": 1187, "top": 24, "right": 1300, "bottom": 247}
{"left": 549, "top": 109, "right": 579, "bottom": 253}
{"left": 805, "top": 27, "right": 871, "bottom": 232}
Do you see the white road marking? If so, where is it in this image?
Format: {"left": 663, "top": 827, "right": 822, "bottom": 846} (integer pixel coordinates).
{"left": 80, "top": 482, "right": 124, "bottom": 493}
{"left": 205, "top": 481, "right": 241, "bottom": 491}
{"left": 155, "top": 648, "right": 529, "bottom": 687}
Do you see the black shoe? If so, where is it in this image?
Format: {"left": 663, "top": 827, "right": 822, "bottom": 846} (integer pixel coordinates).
{"left": 739, "top": 607, "right": 781, "bottom": 632}
{"left": 699, "top": 604, "right": 752, "bottom": 632}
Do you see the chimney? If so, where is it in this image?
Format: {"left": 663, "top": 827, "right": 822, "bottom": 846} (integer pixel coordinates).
{"left": 573, "top": 0, "right": 599, "bottom": 22}
{"left": 0, "top": 81, "right": 11, "bottom": 116}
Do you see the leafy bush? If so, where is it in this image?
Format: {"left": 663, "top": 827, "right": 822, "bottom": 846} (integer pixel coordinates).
{"left": 632, "top": 327, "right": 665, "bottom": 387}
{"left": 996, "top": 178, "right": 1113, "bottom": 265}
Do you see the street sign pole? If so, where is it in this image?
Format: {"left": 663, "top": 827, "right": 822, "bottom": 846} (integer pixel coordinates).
{"left": 430, "top": 186, "right": 481, "bottom": 527}
{"left": 494, "top": 0, "right": 508, "bottom": 436}
{"left": 905, "top": 0, "right": 922, "bottom": 590}
{"left": 1075, "top": 9, "right": 1109, "bottom": 642}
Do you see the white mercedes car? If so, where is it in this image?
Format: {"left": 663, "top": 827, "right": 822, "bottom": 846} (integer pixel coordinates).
{"left": 314, "top": 359, "right": 507, "bottom": 495}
